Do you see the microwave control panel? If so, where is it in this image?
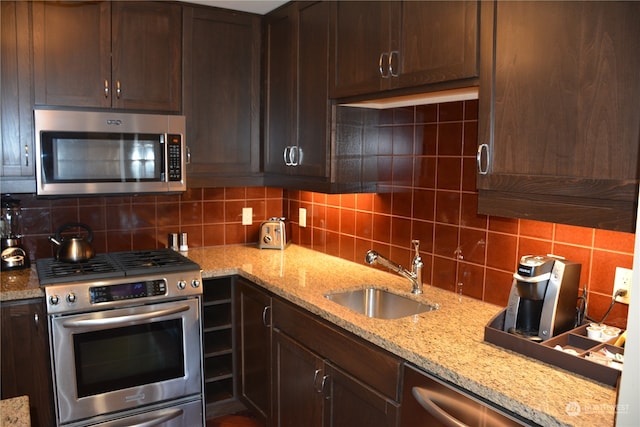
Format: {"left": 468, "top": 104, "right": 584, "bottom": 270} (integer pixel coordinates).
{"left": 167, "top": 134, "right": 182, "bottom": 181}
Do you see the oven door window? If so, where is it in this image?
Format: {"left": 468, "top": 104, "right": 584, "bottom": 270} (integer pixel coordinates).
{"left": 73, "top": 319, "right": 184, "bottom": 397}
{"left": 40, "top": 132, "right": 163, "bottom": 182}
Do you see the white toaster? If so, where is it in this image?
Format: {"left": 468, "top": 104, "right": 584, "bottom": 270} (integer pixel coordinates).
{"left": 259, "top": 217, "right": 290, "bottom": 249}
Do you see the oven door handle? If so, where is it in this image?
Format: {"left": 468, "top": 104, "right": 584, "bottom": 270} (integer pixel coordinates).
{"left": 103, "top": 408, "right": 183, "bottom": 427}
{"left": 62, "top": 304, "right": 190, "bottom": 329}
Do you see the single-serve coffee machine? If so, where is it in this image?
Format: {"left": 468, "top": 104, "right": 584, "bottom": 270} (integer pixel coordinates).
{"left": 503, "top": 255, "right": 581, "bottom": 342}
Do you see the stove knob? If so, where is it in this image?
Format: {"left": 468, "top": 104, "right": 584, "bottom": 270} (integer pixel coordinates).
{"left": 66, "top": 293, "right": 76, "bottom": 304}
{"left": 49, "top": 295, "right": 60, "bottom": 305}
{"left": 177, "top": 280, "right": 187, "bottom": 290}
{"left": 191, "top": 279, "right": 201, "bottom": 288}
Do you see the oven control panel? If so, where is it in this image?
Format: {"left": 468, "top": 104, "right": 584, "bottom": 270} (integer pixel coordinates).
{"left": 43, "top": 270, "right": 203, "bottom": 314}
{"left": 90, "top": 280, "right": 167, "bottom": 304}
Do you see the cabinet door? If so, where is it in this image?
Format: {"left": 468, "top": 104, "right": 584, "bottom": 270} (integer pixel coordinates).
{"left": 272, "top": 330, "right": 323, "bottom": 427}
{"left": 1, "top": 299, "right": 55, "bottom": 427}
{"left": 235, "top": 278, "right": 272, "bottom": 423}
{"left": 264, "top": 3, "right": 295, "bottom": 176}
{"left": 478, "top": 1, "right": 640, "bottom": 232}
{"left": 1, "top": 1, "right": 35, "bottom": 191}
{"left": 112, "top": 1, "right": 181, "bottom": 111}
{"left": 33, "top": 0, "right": 111, "bottom": 108}
{"left": 324, "top": 362, "right": 399, "bottom": 427}
{"left": 296, "top": 1, "right": 331, "bottom": 178}
{"left": 329, "top": 1, "right": 392, "bottom": 98}
{"left": 183, "top": 6, "right": 261, "bottom": 186}
{"left": 395, "top": 1, "right": 478, "bottom": 88}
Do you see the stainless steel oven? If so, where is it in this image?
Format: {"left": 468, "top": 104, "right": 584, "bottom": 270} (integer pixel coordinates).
{"left": 37, "top": 249, "right": 205, "bottom": 427}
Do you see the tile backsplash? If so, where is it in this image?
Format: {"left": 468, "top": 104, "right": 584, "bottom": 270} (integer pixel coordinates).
{"left": 11, "top": 100, "right": 632, "bottom": 328}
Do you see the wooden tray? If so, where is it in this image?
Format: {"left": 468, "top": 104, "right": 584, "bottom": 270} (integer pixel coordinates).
{"left": 484, "top": 309, "right": 623, "bottom": 387}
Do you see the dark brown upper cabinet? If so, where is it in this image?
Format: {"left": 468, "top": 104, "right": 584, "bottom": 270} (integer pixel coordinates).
{"left": 33, "top": 1, "right": 181, "bottom": 112}
{"left": 477, "top": 1, "right": 640, "bottom": 232}
{"left": 1, "top": 1, "right": 36, "bottom": 193}
{"left": 183, "top": 5, "right": 262, "bottom": 187}
{"left": 263, "top": 2, "right": 379, "bottom": 193}
{"left": 329, "top": 1, "right": 479, "bottom": 99}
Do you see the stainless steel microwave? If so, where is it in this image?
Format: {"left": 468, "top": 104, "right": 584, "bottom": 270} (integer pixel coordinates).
{"left": 34, "top": 109, "right": 186, "bottom": 196}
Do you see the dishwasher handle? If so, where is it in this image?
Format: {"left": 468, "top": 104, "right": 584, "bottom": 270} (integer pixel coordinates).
{"left": 412, "top": 387, "right": 468, "bottom": 427}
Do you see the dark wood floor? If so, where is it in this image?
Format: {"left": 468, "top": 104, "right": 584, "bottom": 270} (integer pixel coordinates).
{"left": 206, "top": 413, "right": 265, "bottom": 427}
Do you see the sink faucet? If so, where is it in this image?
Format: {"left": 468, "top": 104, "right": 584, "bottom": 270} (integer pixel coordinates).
{"left": 365, "top": 240, "right": 424, "bottom": 295}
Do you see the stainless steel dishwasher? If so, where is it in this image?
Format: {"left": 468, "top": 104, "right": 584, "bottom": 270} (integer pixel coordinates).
{"left": 400, "top": 364, "right": 535, "bottom": 427}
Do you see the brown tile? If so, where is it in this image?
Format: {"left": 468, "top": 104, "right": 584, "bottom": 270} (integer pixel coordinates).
{"left": 203, "top": 224, "right": 225, "bottom": 246}
{"left": 392, "top": 125, "right": 414, "bottom": 155}
{"left": 554, "top": 224, "right": 594, "bottom": 246}
{"left": 339, "top": 234, "right": 356, "bottom": 262}
{"left": 484, "top": 268, "right": 514, "bottom": 306}
{"left": 461, "top": 157, "right": 476, "bottom": 192}
{"left": 341, "top": 194, "right": 357, "bottom": 210}
{"left": 436, "top": 157, "right": 461, "bottom": 191}
{"left": 246, "top": 186, "right": 266, "bottom": 199}
{"left": 180, "top": 201, "right": 203, "bottom": 225}
{"left": 413, "top": 156, "right": 436, "bottom": 189}
{"left": 312, "top": 228, "right": 327, "bottom": 252}
{"left": 225, "top": 187, "right": 246, "bottom": 200}
{"left": 326, "top": 206, "right": 340, "bottom": 232}
{"left": 413, "top": 189, "right": 435, "bottom": 222}
{"left": 373, "top": 193, "right": 393, "bottom": 215}
{"left": 106, "top": 204, "right": 132, "bottom": 230}
{"left": 392, "top": 190, "right": 413, "bottom": 218}
{"left": 458, "top": 228, "right": 486, "bottom": 265}
{"left": 432, "top": 256, "right": 456, "bottom": 291}
{"left": 203, "top": 187, "right": 225, "bottom": 201}
{"left": 589, "top": 250, "right": 633, "bottom": 295}
{"left": 415, "top": 104, "right": 437, "bottom": 123}
{"left": 157, "top": 203, "right": 180, "bottom": 227}
{"left": 460, "top": 193, "right": 487, "bottom": 229}
{"left": 435, "top": 191, "right": 460, "bottom": 225}
{"left": 412, "top": 220, "right": 434, "bottom": 254}
{"left": 132, "top": 203, "right": 156, "bottom": 229}
{"left": 106, "top": 230, "right": 132, "bottom": 252}
{"left": 464, "top": 99, "right": 479, "bottom": 121}
{"left": 462, "top": 120, "right": 478, "bottom": 157}
{"left": 355, "top": 211, "right": 373, "bottom": 239}
{"left": 355, "top": 193, "right": 374, "bottom": 211}
{"left": 593, "top": 229, "right": 634, "bottom": 253}
{"left": 488, "top": 216, "right": 518, "bottom": 234}
{"left": 224, "top": 201, "right": 245, "bottom": 223}
{"left": 204, "top": 201, "right": 226, "bottom": 223}
{"left": 372, "top": 214, "right": 391, "bottom": 243}
{"left": 415, "top": 123, "right": 437, "bottom": 155}
{"left": 340, "top": 208, "right": 356, "bottom": 236}
{"left": 551, "top": 243, "right": 591, "bottom": 288}
{"left": 312, "top": 203, "right": 326, "bottom": 229}
{"left": 458, "top": 262, "right": 484, "bottom": 300}
{"left": 325, "top": 230, "right": 340, "bottom": 257}
{"left": 520, "top": 220, "right": 553, "bottom": 240}
{"left": 246, "top": 200, "right": 266, "bottom": 222}
{"left": 485, "top": 232, "right": 517, "bottom": 271}
{"left": 433, "top": 223, "right": 459, "bottom": 258}
{"left": 437, "top": 122, "right": 463, "bottom": 156}
{"left": 389, "top": 246, "right": 411, "bottom": 267}
{"left": 225, "top": 223, "right": 245, "bottom": 245}
{"left": 390, "top": 216, "right": 412, "bottom": 247}
{"left": 377, "top": 156, "right": 393, "bottom": 183}
{"left": 392, "top": 156, "right": 414, "bottom": 185}
{"left": 517, "top": 237, "right": 552, "bottom": 260}
{"left": 439, "top": 101, "right": 464, "bottom": 122}
{"left": 181, "top": 188, "right": 202, "bottom": 201}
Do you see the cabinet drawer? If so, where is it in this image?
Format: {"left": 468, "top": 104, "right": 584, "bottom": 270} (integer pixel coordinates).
{"left": 272, "top": 298, "right": 401, "bottom": 401}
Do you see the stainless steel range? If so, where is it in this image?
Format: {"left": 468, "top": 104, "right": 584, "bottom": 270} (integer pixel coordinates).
{"left": 37, "top": 249, "right": 205, "bottom": 427}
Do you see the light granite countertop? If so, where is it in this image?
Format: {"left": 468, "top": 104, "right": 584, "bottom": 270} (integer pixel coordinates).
{"left": 0, "top": 244, "right": 618, "bottom": 426}
{"left": 0, "top": 395, "right": 30, "bottom": 427}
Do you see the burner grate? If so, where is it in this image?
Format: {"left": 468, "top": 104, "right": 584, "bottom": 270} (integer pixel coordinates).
{"left": 110, "top": 249, "right": 197, "bottom": 275}
{"left": 37, "top": 255, "right": 123, "bottom": 285}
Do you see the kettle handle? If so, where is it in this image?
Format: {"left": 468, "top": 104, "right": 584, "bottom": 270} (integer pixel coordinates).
{"left": 55, "top": 222, "right": 94, "bottom": 243}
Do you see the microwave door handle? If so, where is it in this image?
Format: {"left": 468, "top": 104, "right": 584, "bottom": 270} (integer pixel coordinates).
{"left": 62, "top": 304, "right": 190, "bottom": 329}
{"left": 104, "top": 408, "right": 184, "bottom": 427}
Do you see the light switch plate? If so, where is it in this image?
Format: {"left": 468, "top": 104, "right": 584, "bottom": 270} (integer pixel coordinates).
{"left": 299, "top": 207, "right": 307, "bottom": 228}
{"left": 242, "top": 207, "right": 253, "bottom": 225}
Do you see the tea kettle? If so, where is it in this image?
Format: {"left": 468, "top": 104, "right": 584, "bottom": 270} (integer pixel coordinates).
{"left": 49, "top": 223, "right": 95, "bottom": 262}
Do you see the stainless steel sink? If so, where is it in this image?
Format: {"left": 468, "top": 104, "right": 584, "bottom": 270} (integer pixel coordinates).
{"left": 325, "top": 287, "right": 438, "bottom": 319}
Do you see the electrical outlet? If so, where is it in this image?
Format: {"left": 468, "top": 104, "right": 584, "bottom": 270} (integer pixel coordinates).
{"left": 613, "top": 266, "right": 632, "bottom": 304}
{"left": 242, "top": 207, "right": 253, "bottom": 225}
{"left": 299, "top": 207, "right": 307, "bottom": 228}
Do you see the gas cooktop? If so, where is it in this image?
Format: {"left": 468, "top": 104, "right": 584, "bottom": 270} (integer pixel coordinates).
{"left": 36, "top": 248, "right": 200, "bottom": 285}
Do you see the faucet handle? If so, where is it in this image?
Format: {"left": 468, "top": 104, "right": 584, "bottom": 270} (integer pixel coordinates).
{"left": 411, "top": 239, "right": 420, "bottom": 256}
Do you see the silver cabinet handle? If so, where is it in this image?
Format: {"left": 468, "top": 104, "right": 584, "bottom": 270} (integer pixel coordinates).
{"left": 283, "top": 146, "right": 291, "bottom": 166}
{"left": 313, "top": 368, "right": 323, "bottom": 393}
{"left": 321, "top": 374, "right": 330, "bottom": 400}
{"left": 261, "top": 305, "right": 271, "bottom": 327}
{"left": 477, "top": 143, "right": 489, "bottom": 175}
{"left": 34, "top": 312, "right": 39, "bottom": 326}
{"left": 104, "top": 79, "right": 109, "bottom": 98}
{"left": 116, "top": 80, "right": 121, "bottom": 98}
{"left": 106, "top": 408, "right": 184, "bottom": 427}
{"left": 290, "top": 146, "right": 302, "bottom": 166}
{"left": 24, "top": 144, "right": 29, "bottom": 167}
{"left": 186, "top": 146, "right": 191, "bottom": 165}
{"left": 389, "top": 50, "right": 400, "bottom": 77}
{"left": 379, "top": 52, "right": 390, "bottom": 78}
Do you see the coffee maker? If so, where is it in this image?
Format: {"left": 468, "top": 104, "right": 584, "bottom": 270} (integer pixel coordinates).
{"left": 1, "top": 195, "right": 30, "bottom": 270}
{"left": 503, "top": 255, "right": 581, "bottom": 342}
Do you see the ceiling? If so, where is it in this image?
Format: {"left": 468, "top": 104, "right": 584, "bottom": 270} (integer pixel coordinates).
{"left": 181, "top": 0, "right": 288, "bottom": 15}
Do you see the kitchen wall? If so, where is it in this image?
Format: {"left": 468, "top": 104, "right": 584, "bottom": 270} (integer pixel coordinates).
{"left": 14, "top": 100, "right": 632, "bottom": 328}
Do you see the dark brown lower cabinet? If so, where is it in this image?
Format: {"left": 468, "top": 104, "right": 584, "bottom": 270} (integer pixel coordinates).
{"left": 234, "top": 277, "right": 272, "bottom": 424}
{"left": 0, "top": 298, "right": 54, "bottom": 427}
